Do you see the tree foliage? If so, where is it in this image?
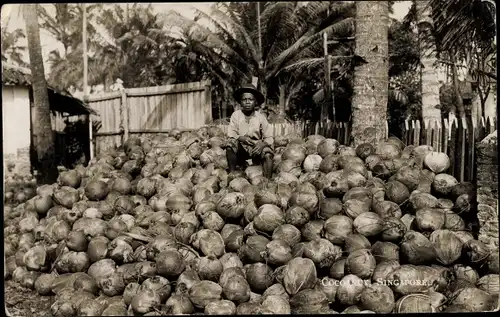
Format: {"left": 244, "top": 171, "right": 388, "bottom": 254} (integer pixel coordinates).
{"left": 31, "top": 1, "right": 495, "bottom": 127}
{"left": 1, "top": 28, "right": 29, "bottom": 67}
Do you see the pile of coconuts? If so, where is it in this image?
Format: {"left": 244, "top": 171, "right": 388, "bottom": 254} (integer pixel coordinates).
{"left": 4, "top": 126, "right": 500, "bottom": 316}
{"left": 4, "top": 173, "right": 37, "bottom": 207}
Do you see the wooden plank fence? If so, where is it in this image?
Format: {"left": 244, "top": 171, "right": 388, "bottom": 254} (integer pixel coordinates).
{"left": 87, "top": 80, "right": 212, "bottom": 153}
{"left": 88, "top": 84, "right": 495, "bottom": 183}
{"left": 216, "top": 120, "right": 354, "bottom": 145}
{"left": 403, "top": 116, "right": 496, "bottom": 182}
{"left": 216, "top": 116, "right": 495, "bottom": 182}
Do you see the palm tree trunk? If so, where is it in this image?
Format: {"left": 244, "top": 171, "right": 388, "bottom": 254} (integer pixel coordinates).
{"left": 24, "top": 4, "right": 58, "bottom": 184}
{"left": 483, "top": 86, "right": 497, "bottom": 121}
{"left": 449, "top": 49, "right": 466, "bottom": 118}
{"left": 471, "top": 92, "right": 482, "bottom": 124}
{"left": 278, "top": 84, "right": 286, "bottom": 119}
{"left": 222, "top": 88, "right": 229, "bottom": 118}
{"left": 351, "top": 1, "right": 389, "bottom": 147}
{"left": 416, "top": 0, "right": 441, "bottom": 124}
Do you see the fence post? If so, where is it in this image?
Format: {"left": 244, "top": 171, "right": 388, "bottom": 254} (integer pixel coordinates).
{"left": 458, "top": 117, "right": 467, "bottom": 182}
{"left": 121, "top": 89, "right": 129, "bottom": 144}
{"left": 449, "top": 119, "right": 458, "bottom": 178}
{"left": 84, "top": 95, "right": 94, "bottom": 161}
{"left": 204, "top": 80, "right": 213, "bottom": 124}
{"left": 414, "top": 120, "right": 421, "bottom": 146}
{"left": 442, "top": 118, "right": 449, "bottom": 154}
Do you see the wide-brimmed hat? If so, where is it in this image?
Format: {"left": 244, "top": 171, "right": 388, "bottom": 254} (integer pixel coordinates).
{"left": 233, "top": 83, "right": 265, "bottom": 105}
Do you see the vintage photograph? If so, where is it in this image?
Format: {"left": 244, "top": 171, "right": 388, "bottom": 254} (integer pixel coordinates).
{"left": 2, "top": 1, "right": 498, "bottom": 315}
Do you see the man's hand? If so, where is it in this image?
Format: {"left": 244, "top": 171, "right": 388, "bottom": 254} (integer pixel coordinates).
{"left": 251, "top": 141, "right": 268, "bottom": 156}
{"left": 238, "top": 135, "right": 254, "bottom": 146}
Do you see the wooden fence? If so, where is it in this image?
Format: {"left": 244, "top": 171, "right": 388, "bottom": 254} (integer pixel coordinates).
{"left": 217, "top": 120, "right": 385, "bottom": 146}
{"left": 87, "top": 80, "right": 211, "bottom": 153}
{"left": 217, "top": 120, "right": 353, "bottom": 145}
{"left": 403, "top": 116, "right": 496, "bottom": 182}
{"left": 217, "top": 116, "right": 495, "bottom": 182}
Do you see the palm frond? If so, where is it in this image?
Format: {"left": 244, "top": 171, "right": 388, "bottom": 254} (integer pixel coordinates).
{"left": 280, "top": 57, "right": 325, "bottom": 73}
{"left": 215, "top": 3, "right": 260, "bottom": 65}
{"left": 266, "top": 17, "right": 354, "bottom": 80}
{"left": 389, "top": 88, "right": 410, "bottom": 105}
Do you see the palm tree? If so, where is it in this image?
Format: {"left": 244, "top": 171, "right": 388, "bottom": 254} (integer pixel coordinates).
{"left": 37, "top": 4, "right": 105, "bottom": 92}
{"left": 416, "top": 0, "right": 442, "bottom": 123}
{"left": 91, "top": 4, "right": 178, "bottom": 89}
{"left": 350, "top": 1, "right": 390, "bottom": 147}
{"left": 37, "top": 4, "right": 100, "bottom": 56}
{"left": 429, "top": 0, "right": 496, "bottom": 120}
{"left": 162, "top": 2, "right": 355, "bottom": 120}
{"left": 1, "top": 28, "right": 29, "bottom": 67}
{"left": 23, "top": 4, "right": 58, "bottom": 184}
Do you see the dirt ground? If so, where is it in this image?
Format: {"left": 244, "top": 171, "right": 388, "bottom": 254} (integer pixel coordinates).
{"left": 4, "top": 280, "right": 54, "bottom": 317}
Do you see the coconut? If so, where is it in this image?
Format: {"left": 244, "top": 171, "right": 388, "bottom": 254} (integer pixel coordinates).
{"left": 253, "top": 204, "right": 285, "bottom": 232}
{"left": 344, "top": 199, "right": 371, "bottom": 219}
{"left": 238, "top": 235, "right": 269, "bottom": 264}
{"left": 196, "top": 256, "right": 223, "bottom": 282}
{"left": 329, "top": 258, "right": 347, "bottom": 280}
{"left": 487, "top": 253, "right": 499, "bottom": 274}
{"left": 140, "top": 276, "right": 172, "bottom": 302}
{"left": 272, "top": 224, "right": 301, "bottom": 247}
{"left": 216, "top": 192, "right": 247, "bottom": 218}
{"left": 344, "top": 234, "right": 371, "bottom": 254}
{"left": 285, "top": 206, "right": 310, "bottom": 227}
{"left": 303, "top": 155, "right": 323, "bottom": 172}
{"left": 188, "top": 281, "right": 223, "bottom": 309}
{"left": 395, "top": 294, "right": 434, "bottom": 313}
{"left": 156, "top": 250, "right": 186, "bottom": 278}
{"left": 301, "top": 220, "right": 325, "bottom": 242}
{"left": 371, "top": 241, "right": 399, "bottom": 263}
{"left": 303, "top": 238, "right": 342, "bottom": 269}
{"left": 222, "top": 274, "right": 251, "bottom": 304}
{"left": 283, "top": 257, "right": 317, "bottom": 295}
{"left": 415, "top": 208, "right": 445, "bottom": 231}
{"left": 353, "top": 212, "right": 383, "bottom": 237}
{"left": 462, "top": 239, "right": 490, "bottom": 263}
{"left": 336, "top": 274, "right": 366, "bottom": 305}
{"left": 265, "top": 239, "right": 293, "bottom": 266}
{"left": 359, "top": 284, "right": 395, "bottom": 313}
{"left": 164, "top": 294, "right": 195, "bottom": 315}
{"left": 261, "top": 294, "right": 291, "bottom": 314}
{"left": 372, "top": 200, "right": 402, "bottom": 219}
{"left": 372, "top": 260, "right": 400, "bottom": 283}
{"left": 452, "top": 264, "right": 479, "bottom": 284}
{"left": 429, "top": 229, "right": 463, "bottom": 265}
{"left": 409, "top": 192, "right": 439, "bottom": 210}
{"left": 346, "top": 249, "right": 376, "bottom": 279}
{"left": 477, "top": 274, "right": 500, "bottom": 296}
{"left": 385, "top": 180, "right": 409, "bottom": 205}
{"left": 450, "top": 287, "right": 497, "bottom": 312}
{"left": 245, "top": 263, "right": 274, "bottom": 293}
{"left": 444, "top": 211, "right": 466, "bottom": 230}
{"left": 323, "top": 215, "right": 352, "bottom": 244}
{"left": 204, "top": 300, "right": 236, "bottom": 315}
{"left": 400, "top": 231, "right": 436, "bottom": 265}
{"left": 380, "top": 217, "right": 407, "bottom": 242}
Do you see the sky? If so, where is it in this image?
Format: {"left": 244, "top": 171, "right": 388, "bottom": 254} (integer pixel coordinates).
{"left": 1, "top": 2, "right": 413, "bottom": 75}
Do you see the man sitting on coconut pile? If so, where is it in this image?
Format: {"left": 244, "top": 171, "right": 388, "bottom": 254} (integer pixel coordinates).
{"left": 226, "top": 83, "right": 274, "bottom": 179}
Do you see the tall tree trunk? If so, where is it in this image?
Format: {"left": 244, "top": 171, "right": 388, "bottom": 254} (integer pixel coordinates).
{"left": 277, "top": 84, "right": 286, "bottom": 122}
{"left": 483, "top": 86, "right": 496, "bottom": 121}
{"left": 351, "top": 1, "right": 389, "bottom": 147}
{"left": 416, "top": 0, "right": 441, "bottom": 123}
{"left": 24, "top": 4, "right": 58, "bottom": 184}
{"left": 222, "top": 88, "right": 229, "bottom": 118}
{"left": 471, "top": 91, "right": 482, "bottom": 124}
{"left": 449, "top": 49, "right": 466, "bottom": 119}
